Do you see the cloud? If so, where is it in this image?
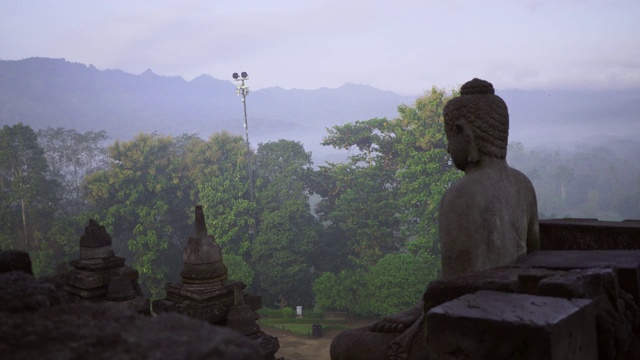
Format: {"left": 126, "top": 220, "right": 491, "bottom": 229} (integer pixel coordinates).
{"left": 1, "top": 0, "right": 639, "bottom": 94}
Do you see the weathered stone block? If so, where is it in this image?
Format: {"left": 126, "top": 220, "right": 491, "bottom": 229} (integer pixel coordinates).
{"left": 108, "top": 295, "right": 150, "bottom": 315}
{"left": 537, "top": 268, "right": 619, "bottom": 302}
{"left": 164, "top": 281, "right": 234, "bottom": 303}
{"left": 79, "top": 245, "right": 114, "bottom": 260}
{"left": 107, "top": 276, "right": 136, "bottom": 301}
{"left": 427, "top": 290, "right": 597, "bottom": 360}
{"left": 69, "top": 256, "right": 126, "bottom": 270}
{"left": 64, "top": 284, "right": 107, "bottom": 299}
{"left": 423, "top": 266, "right": 558, "bottom": 312}
{"left": 65, "top": 266, "right": 139, "bottom": 290}
{"left": 518, "top": 250, "right": 640, "bottom": 305}
{"left": 0, "top": 250, "right": 33, "bottom": 275}
{"left": 0, "top": 270, "right": 61, "bottom": 312}
{"left": 0, "top": 303, "right": 263, "bottom": 360}
{"left": 180, "top": 262, "right": 228, "bottom": 283}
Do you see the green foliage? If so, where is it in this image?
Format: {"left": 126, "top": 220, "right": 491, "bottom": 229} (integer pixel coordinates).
{"left": 85, "top": 133, "right": 192, "bottom": 298}
{"left": 46, "top": 215, "right": 82, "bottom": 260}
{"left": 395, "top": 87, "right": 461, "bottom": 256}
{"left": 312, "top": 272, "right": 338, "bottom": 311}
{"left": 251, "top": 206, "right": 318, "bottom": 307}
{"left": 260, "top": 320, "right": 351, "bottom": 337}
{"left": 363, "top": 253, "right": 439, "bottom": 315}
{"left": 282, "top": 307, "right": 296, "bottom": 319}
{"left": 314, "top": 118, "right": 402, "bottom": 268}
{"left": 312, "top": 268, "right": 368, "bottom": 314}
{"left": 311, "top": 87, "right": 459, "bottom": 269}
{"left": 303, "top": 309, "right": 325, "bottom": 318}
{"left": 223, "top": 253, "right": 254, "bottom": 286}
{"left": 185, "top": 132, "right": 255, "bottom": 256}
{"left": 258, "top": 308, "right": 325, "bottom": 320}
{"left": 251, "top": 140, "right": 320, "bottom": 308}
{"left": 30, "top": 241, "right": 56, "bottom": 276}
{"left": 313, "top": 253, "right": 440, "bottom": 316}
{"left": 257, "top": 308, "right": 284, "bottom": 318}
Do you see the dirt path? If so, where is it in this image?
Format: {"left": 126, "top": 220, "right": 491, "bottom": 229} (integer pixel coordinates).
{"left": 263, "top": 319, "right": 373, "bottom": 360}
{"left": 266, "top": 326, "right": 335, "bottom": 360}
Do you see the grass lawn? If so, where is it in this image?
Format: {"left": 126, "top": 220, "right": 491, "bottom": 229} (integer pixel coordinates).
{"left": 260, "top": 318, "right": 353, "bottom": 337}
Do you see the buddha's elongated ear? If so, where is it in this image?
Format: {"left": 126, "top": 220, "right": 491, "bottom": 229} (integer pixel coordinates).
{"left": 458, "top": 121, "right": 479, "bottom": 163}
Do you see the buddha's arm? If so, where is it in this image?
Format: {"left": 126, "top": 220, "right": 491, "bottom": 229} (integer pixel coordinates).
{"left": 525, "top": 181, "right": 540, "bottom": 252}
{"left": 438, "top": 187, "right": 481, "bottom": 279}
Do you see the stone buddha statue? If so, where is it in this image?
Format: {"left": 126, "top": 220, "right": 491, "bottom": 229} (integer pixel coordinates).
{"left": 330, "top": 78, "right": 540, "bottom": 360}
{"left": 439, "top": 77, "right": 540, "bottom": 279}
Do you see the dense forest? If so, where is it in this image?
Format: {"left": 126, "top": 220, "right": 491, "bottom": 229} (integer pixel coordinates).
{"left": 1, "top": 87, "right": 639, "bottom": 317}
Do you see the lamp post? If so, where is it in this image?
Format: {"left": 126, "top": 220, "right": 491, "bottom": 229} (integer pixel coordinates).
{"left": 232, "top": 71, "right": 255, "bottom": 204}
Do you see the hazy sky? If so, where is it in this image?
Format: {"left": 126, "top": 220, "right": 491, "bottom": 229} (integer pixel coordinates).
{"left": 2, "top": 0, "right": 639, "bottom": 95}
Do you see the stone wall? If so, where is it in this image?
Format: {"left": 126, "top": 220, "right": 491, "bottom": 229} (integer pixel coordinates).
{"left": 540, "top": 219, "right": 640, "bottom": 250}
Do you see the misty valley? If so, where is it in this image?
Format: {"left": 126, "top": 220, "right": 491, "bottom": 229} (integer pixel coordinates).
{"left": 1, "top": 58, "right": 639, "bottom": 318}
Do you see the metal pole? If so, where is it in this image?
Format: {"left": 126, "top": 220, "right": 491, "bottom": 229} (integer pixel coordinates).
{"left": 240, "top": 79, "right": 255, "bottom": 203}
{"left": 233, "top": 72, "right": 256, "bottom": 237}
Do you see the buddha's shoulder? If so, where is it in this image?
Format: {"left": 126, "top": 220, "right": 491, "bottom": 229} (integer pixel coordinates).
{"left": 441, "top": 176, "right": 482, "bottom": 204}
{"left": 506, "top": 166, "right": 536, "bottom": 188}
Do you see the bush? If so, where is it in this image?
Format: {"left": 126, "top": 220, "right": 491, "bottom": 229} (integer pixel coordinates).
{"left": 312, "top": 253, "right": 441, "bottom": 316}
{"left": 257, "top": 308, "right": 282, "bottom": 318}
{"left": 282, "top": 307, "right": 296, "bottom": 319}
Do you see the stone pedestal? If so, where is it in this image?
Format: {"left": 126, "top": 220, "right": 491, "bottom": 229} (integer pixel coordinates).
{"left": 61, "top": 219, "right": 150, "bottom": 315}
{"left": 427, "top": 290, "right": 597, "bottom": 360}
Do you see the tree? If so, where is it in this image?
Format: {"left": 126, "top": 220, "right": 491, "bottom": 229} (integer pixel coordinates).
{"left": 251, "top": 140, "right": 320, "bottom": 307}
{"left": 313, "top": 88, "right": 460, "bottom": 266}
{"left": 183, "top": 132, "right": 256, "bottom": 285}
{"left": 312, "top": 253, "right": 440, "bottom": 316}
{"left": 0, "top": 123, "right": 60, "bottom": 274}
{"left": 312, "top": 269, "right": 368, "bottom": 313}
{"left": 36, "top": 127, "right": 109, "bottom": 214}
{"left": 315, "top": 118, "right": 401, "bottom": 268}
{"left": 310, "top": 87, "right": 458, "bottom": 314}
{"left": 363, "top": 253, "right": 439, "bottom": 315}
{"left": 85, "top": 133, "right": 192, "bottom": 298}
{"left": 184, "top": 132, "right": 255, "bottom": 257}
{"left": 394, "top": 87, "right": 461, "bottom": 258}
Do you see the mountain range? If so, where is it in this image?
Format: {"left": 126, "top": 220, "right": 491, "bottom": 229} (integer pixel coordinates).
{"left": 1, "top": 57, "right": 639, "bottom": 161}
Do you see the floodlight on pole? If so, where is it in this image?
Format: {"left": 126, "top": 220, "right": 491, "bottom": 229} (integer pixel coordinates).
{"left": 233, "top": 71, "right": 254, "bottom": 204}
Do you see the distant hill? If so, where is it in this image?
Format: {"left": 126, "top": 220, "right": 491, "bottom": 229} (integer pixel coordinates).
{"left": 1, "top": 57, "right": 639, "bottom": 161}
{"left": 497, "top": 88, "right": 640, "bottom": 149}
{"left": 0, "top": 57, "right": 414, "bottom": 160}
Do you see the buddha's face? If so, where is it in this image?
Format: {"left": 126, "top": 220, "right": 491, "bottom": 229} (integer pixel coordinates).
{"left": 446, "top": 124, "right": 470, "bottom": 171}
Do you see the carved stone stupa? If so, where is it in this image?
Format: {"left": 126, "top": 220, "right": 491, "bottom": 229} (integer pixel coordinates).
{"left": 153, "top": 206, "right": 235, "bottom": 322}
{"left": 153, "top": 206, "right": 280, "bottom": 359}
{"left": 63, "top": 219, "right": 150, "bottom": 315}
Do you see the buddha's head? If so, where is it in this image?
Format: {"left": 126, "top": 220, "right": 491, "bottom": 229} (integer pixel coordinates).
{"left": 443, "top": 78, "right": 509, "bottom": 170}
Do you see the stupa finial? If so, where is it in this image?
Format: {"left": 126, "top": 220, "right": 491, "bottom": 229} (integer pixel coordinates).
{"left": 194, "top": 205, "right": 207, "bottom": 236}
